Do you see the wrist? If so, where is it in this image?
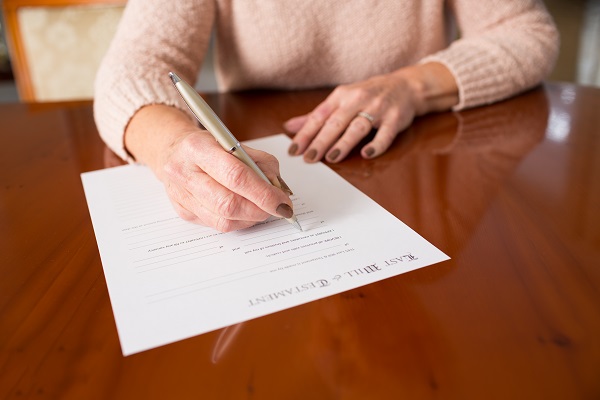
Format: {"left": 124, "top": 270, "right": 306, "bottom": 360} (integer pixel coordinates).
{"left": 124, "top": 105, "right": 199, "bottom": 178}
{"left": 392, "top": 62, "right": 459, "bottom": 116}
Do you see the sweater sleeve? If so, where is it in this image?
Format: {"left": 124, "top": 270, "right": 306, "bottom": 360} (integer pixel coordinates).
{"left": 421, "top": 0, "right": 559, "bottom": 110}
{"left": 93, "top": 0, "right": 215, "bottom": 162}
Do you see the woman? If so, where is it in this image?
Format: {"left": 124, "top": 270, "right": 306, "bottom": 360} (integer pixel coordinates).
{"left": 94, "top": 0, "right": 558, "bottom": 232}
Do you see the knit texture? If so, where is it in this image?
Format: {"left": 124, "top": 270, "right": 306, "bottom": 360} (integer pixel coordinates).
{"left": 94, "top": 0, "right": 559, "bottom": 161}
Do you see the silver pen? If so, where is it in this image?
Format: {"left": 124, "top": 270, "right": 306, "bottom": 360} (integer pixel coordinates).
{"left": 169, "top": 72, "right": 302, "bottom": 231}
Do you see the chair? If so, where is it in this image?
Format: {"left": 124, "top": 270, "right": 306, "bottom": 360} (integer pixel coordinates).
{"left": 2, "top": 0, "right": 126, "bottom": 102}
{"left": 577, "top": 0, "right": 600, "bottom": 86}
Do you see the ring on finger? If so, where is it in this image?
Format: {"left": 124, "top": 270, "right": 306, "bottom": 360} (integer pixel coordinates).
{"left": 356, "top": 111, "right": 375, "bottom": 125}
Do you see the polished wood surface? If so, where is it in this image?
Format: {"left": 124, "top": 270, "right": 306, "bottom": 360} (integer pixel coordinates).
{"left": 1, "top": 83, "right": 599, "bottom": 399}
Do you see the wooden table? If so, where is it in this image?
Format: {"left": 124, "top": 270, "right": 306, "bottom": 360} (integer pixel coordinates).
{"left": 1, "top": 83, "right": 599, "bottom": 399}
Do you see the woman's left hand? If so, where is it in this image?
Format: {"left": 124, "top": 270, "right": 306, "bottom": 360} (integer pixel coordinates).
{"left": 284, "top": 63, "right": 459, "bottom": 163}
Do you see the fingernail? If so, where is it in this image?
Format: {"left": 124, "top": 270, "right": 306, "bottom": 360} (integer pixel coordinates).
{"left": 276, "top": 203, "right": 294, "bottom": 219}
{"left": 288, "top": 143, "right": 298, "bottom": 156}
{"left": 305, "top": 148, "right": 317, "bottom": 161}
{"left": 277, "top": 175, "right": 294, "bottom": 195}
{"left": 327, "top": 148, "right": 340, "bottom": 162}
{"left": 364, "top": 147, "right": 375, "bottom": 158}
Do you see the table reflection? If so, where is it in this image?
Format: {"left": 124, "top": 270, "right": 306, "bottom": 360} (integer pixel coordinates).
{"left": 332, "top": 87, "right": 549, "bottom": 256}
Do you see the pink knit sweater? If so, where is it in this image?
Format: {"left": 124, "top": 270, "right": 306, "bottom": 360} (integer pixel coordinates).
{"left": 94, "top": 0, "right": 559, "bottom": 161}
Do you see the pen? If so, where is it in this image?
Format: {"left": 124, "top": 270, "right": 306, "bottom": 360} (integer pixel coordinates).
{"left": 169, "top": 72, "right": 303, "bottom": 231}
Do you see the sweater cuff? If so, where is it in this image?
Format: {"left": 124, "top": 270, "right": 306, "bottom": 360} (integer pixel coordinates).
{"left": 420, "top": 41, "right": 522, "bottom": 111}
{"left": 94, "top": 69, "right": 192, "bottom": 163}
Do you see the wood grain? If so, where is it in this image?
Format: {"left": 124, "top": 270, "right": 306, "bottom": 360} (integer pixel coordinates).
{"left": 0, "top": 83, "right": 599, "bottom": 399}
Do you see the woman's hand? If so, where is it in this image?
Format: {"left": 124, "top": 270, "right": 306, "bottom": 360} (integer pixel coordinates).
{"left": 125, "top": 105, "right": 295, "bottom": 232}
{"left": 285, "top": 62, "right": 459, "bottom": 163}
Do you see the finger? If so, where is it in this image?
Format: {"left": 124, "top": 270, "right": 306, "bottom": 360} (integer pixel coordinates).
{"left": 283, "top": 114, "right": 309, "bottom": 133}
{"left": 164, "top": 154, "right": 274, "bottom": 222}
{"left": 243, "top": 146, "right": 293, "bottom": 195}
{"left": 159, "top": 132, "right": 289, "bottom": 231}
{"left": 169, "top": 196, "right": 201, "bottom": 224}
{"left": 362, "top": 107, "right": 417, "bottom": 159}
{"left": 361, "top": 121, "right": 402, "bottom": 159}
{"left": 275, "top": 175, "right": 294, "bottom": 196}
{"left": 198, "top": 146, "right": 295, "bottom": 220}
{"left": 166, "top": 179, "right": 260, "bottom": 232}
{"left": 300, "top": 107, "right": 360, "bottom": 163}
{"left": 245, "top": 146, "right": 279, "bottom": 180}
{"left": 325, "top": 114, "right": 374, "bottom": 163}
{"left": 287, "top": 100, "right": 336, "bottom": 156}
{"left": 176, "top": 200, "right": 258, "bottom": 232}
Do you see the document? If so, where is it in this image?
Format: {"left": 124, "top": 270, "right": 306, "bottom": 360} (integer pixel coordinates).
{"left": 81, "top": 134, "right": 449, "bottom": 355}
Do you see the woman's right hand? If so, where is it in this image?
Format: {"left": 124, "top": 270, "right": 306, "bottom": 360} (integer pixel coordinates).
{"left": 125, "top": 105, "right": 295, "bottom": 232}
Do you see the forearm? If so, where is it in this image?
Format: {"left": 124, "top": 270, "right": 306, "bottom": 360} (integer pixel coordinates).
{"left": 93, "top": 0, "right": 215, "bottom": 162}
{"left": 422, "top": 0, "right": 559, "bottom": 110}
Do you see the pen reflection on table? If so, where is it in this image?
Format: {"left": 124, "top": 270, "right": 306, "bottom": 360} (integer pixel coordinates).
{"left": 169, "top": 71, "right": 303, "bottom": 231}
{"left": 211, "top": 323, "right": 244, "bottom": 364}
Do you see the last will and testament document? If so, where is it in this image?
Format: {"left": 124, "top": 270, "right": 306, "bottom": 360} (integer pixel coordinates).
{"left": 81, "top": 134, "right": 449, "bottom": 355}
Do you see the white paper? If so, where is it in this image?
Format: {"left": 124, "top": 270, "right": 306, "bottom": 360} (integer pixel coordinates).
{"left": 81, "top": 134, "right": 449, "bottom": 355}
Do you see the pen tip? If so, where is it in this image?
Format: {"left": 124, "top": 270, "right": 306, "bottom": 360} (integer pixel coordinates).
{"left": 169, "top": 72, "right": 181, "bottom": 84}
{"left": 292, "top": 218, "right": 303, "bottom": 232}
